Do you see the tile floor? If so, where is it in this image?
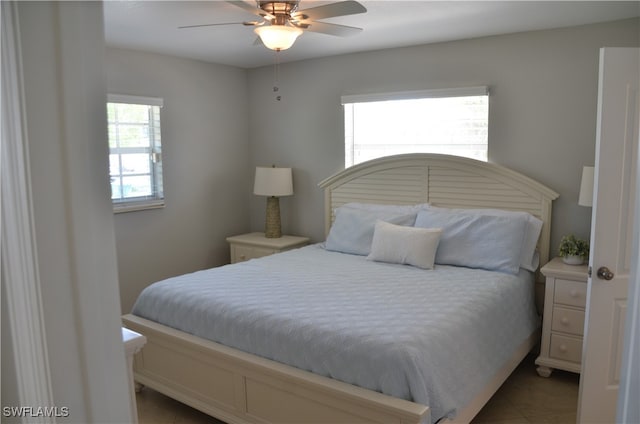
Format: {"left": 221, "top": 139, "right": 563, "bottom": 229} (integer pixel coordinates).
{"left": 136, "top": 353, "right": 579, "bottom": 424}
{"left": 470, "top": 354, "right": 579, "bottom": 424}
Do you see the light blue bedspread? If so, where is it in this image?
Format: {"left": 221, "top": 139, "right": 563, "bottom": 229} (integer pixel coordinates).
{"left": 132, "top": 244, "right": 539, "bottom": 422}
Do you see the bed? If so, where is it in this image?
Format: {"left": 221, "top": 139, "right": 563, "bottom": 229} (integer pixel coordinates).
{"left": 123, "top": 153, "right": 559, "bottom": 424}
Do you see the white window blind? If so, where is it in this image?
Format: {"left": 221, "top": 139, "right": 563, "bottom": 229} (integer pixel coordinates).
{"left": 107, "top": 94, "right": 164, "bottom": 213}
{"left": 342, "top": 86, "right": 489, "bottom": 167}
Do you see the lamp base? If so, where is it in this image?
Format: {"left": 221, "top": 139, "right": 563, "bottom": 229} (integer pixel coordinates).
{"left": 264, "top": 196, "right": 282, "bottom": 238}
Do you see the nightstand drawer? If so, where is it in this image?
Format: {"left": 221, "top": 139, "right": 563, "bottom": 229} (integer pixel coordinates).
{"left": 233, "top": 245, "right": 252, "bottom": 263}
{"left": 249, "top": 246, "right": 277, "bottom": 258}
{"left": 551, "top": 307, "right": 585, "bottom": 336}
{"left": 554, "top": 279, "right": 587, "bottom": 308}
{"left": 233, "top": 245, "right": 276, "bottom": 262}
{"left": 550, "top": 334, "right": 583, "bottom": 364}
{"left": 227, "top": 233, "right": 310, "bottom": 264}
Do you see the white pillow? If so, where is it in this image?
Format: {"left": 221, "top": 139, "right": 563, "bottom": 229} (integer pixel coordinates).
{"left": 325, "top": 207, "right": 417, "bottom": 256}
{"left": 367, "top": 220, "right": 442, "bottom": 269}
{"left": 414, "top": 208, "right": 527, "bottom": 275}
{"left": 427, "top": 206, "right": 543, "bottom": 271}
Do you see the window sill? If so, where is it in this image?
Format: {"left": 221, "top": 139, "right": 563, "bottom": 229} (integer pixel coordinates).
{"left": 113, "top": 200, "right": 165, "bottom": 214}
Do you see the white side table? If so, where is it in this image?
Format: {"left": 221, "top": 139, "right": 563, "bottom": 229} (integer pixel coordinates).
{"left": 122, "top": 327, "right": 146, "bottom": 423}
{"left": 535, "top": 257, "right": 588, "bottom": 377}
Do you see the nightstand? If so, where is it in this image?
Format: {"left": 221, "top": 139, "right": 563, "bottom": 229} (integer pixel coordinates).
{"left": 536, "top": 257, "right": 589, "bottom": 377}
{"left": 226, "top": 232, "right": 310, "bottom": 264}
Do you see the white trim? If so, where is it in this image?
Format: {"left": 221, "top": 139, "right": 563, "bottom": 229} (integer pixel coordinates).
{"left": 1, "top": 1, "right": 55, "bottom": 418}
{"left": 107, "top": 93, "right": 164, "bottom": 108}
{"left": 341, "top": 86, "right": 489, "bottom": 104}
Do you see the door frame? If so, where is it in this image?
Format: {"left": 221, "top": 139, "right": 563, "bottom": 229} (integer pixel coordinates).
{"left": 1, "top": 1, "right": 54, "bottom": 412}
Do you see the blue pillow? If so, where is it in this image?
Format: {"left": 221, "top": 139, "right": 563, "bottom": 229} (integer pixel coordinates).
{"left": 427, "top": 206, "right": 542, "bottom": 271}
{"left": 325, "top": 207, "right": 417, "bottom": 256}
{"left": 414, "top": 209, "right": 527, "bottom": 274}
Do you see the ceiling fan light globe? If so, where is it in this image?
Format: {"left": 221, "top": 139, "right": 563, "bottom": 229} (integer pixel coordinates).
{"left": 254, "top": 25, "right": 303, "bottom": 50}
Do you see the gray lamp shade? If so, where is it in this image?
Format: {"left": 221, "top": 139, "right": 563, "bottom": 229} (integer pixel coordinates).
{"left": 254, "top": 167, "right": 293, "bottom": 197}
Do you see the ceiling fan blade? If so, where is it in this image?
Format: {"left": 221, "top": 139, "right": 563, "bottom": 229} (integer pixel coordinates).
{"left": 226, "top": 0, "right": 275, "bottom": 20}
{"left": 225, "top": 1, "right": 261, "bottom": 15}
{"left": 178, "top": 22, "right": 250, "bottom": 29}
{"left": 295, "top": 1, "right": 366, "bottom": 21}
{"left": 304, "top": 21, "right": 363, "bottom": 37}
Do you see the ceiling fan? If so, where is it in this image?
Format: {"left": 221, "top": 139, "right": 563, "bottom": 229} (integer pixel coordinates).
{"left": 179, "top": 0, "right": 367, "bottom": 51}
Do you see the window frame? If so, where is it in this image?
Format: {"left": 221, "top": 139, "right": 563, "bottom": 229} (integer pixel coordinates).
{"left": 107, "top": 94, "right": 164, "bottom": 213}
{"left": 342, "top": 86, "right": 489, "bottom": 168}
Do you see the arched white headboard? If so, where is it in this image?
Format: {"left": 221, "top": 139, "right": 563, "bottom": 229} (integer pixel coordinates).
{"left": 319, "top": 154, "right": 559, "bottom": 267}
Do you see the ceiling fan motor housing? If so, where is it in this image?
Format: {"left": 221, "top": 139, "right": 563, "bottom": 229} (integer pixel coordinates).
{"left": 258, "top": 1, "right": 300, "bottom": 17}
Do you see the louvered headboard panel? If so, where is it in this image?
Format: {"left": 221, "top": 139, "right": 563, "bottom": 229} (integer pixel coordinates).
{"left": 426, "top": 166, "right": 546, "bottom": 213}
{"left": 330, "top": 166, "right": 428, "bottom": 208}
{"left": 319, "top": 154, "right": 559, "bottom": 267}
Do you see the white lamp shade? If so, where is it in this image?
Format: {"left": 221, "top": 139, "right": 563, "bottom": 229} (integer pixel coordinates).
{"left": 578, "top": 166, "right": 594, "bottom": 207}
{"left": 254, "top": 167, "right": 293, "bottom": 197}
{"left": 254, "top": 25, "right": 302, "bottom": 51}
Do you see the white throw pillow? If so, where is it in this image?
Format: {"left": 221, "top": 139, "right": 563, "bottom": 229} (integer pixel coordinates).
{"left": 367, "top": 220, "right": 442, "bottom": 269}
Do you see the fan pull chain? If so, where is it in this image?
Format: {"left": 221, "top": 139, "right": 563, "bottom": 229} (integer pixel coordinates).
{"left": 273, "top": 50, "right": 281, "bottom": 101}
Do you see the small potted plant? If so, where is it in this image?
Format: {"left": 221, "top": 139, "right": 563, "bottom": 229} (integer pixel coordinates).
{"left": 558, "top": 234, "right": 589, "bottom": 265}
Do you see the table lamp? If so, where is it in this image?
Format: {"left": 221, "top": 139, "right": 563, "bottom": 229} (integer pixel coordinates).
{"left": 254, "top": 166, "right": 293, "bottom": 238}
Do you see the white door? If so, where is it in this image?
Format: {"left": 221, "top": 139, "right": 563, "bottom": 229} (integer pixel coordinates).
{"left": 578, "top": 48, "right": 639, "bottom": 423}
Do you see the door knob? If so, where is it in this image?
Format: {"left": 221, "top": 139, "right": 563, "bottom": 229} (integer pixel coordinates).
{"left": 597, "top": 266, "right": 614, "bottom": 280}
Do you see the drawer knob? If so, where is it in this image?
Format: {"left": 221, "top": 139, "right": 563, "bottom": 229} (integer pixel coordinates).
{"left": 561, "top": 317, "right": 570, "bottom": 325}
{"left": 570, "top": 289, "right": 578, "bottom": 298}
{"left": 559, "top": 344, "right": 568, "bottom": 352}
{"left": 240, "top": 255, "right": 246, "bottom": 260}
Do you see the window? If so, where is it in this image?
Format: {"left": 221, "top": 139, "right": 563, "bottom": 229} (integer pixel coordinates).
{"left": 107, "top": 94, "right": 164, "bottom": 212}
{"left": 342, "top": 86, "right": 489, "bottom": 167}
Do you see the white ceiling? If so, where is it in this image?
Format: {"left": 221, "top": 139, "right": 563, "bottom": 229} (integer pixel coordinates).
{"left": 104, "top": 1, "right": 640, "bottom": 69}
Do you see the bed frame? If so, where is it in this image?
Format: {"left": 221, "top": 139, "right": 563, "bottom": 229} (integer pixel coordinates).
{"left": 123, "top": 154, "right": 559, "bottom": 424}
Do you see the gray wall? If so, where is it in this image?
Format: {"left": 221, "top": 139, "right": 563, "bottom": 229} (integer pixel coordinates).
{"left": 106, "top": 48, "right": 250, "bottom": 312}
{"left": 247, "top": 18, "right": 640, "bottom": 252}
